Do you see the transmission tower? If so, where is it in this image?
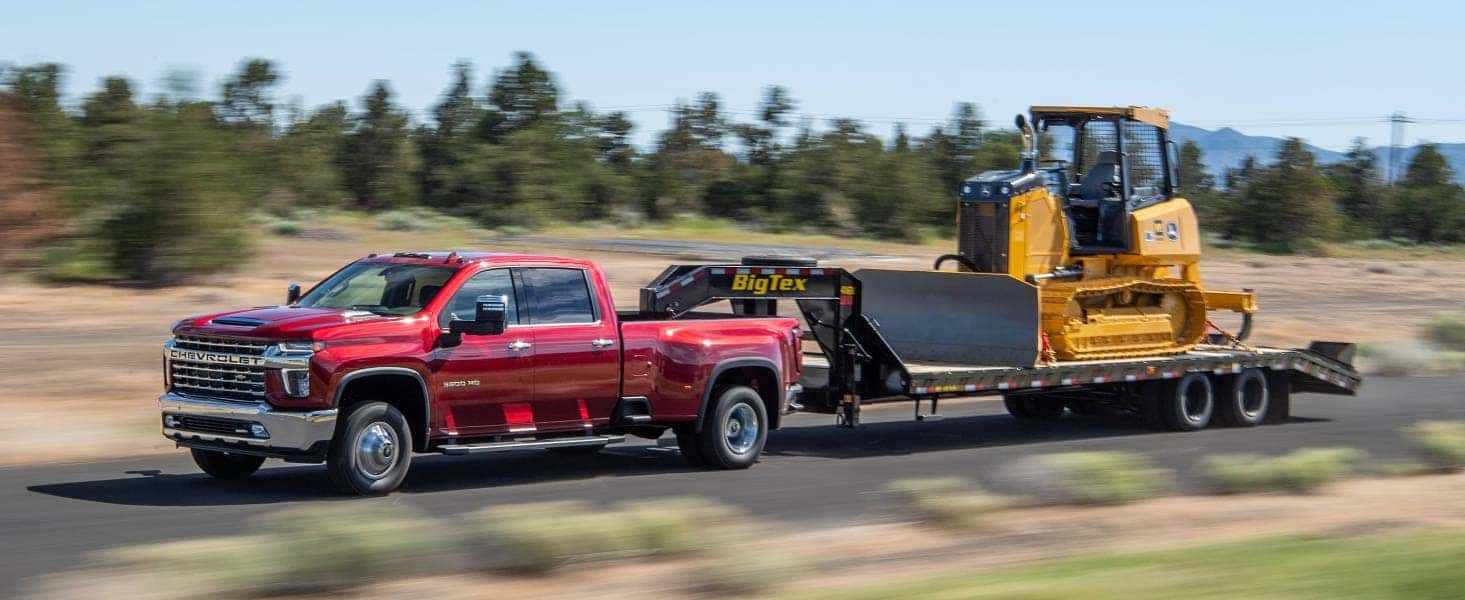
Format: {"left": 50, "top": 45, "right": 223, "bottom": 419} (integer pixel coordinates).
{"left": 1386, "top": 111, "right": 1413, "bottom": 186}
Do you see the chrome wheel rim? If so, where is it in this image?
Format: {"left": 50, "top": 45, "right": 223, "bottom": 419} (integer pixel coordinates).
{"left": 355, "top": 422, "right": 399, "bottom": 479}
{"left": 725, "top": 403, "right": 759, "bottom": 455}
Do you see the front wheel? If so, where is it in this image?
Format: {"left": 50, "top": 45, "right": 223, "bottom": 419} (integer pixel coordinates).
{"left": 327, "top": 402, "right": 413, "bottom": 495}
{"left": 693, "top": 386, "right": 769, "bottom": 469}
{"left": 191, "top": 449, "right": 265, "bottom": 480}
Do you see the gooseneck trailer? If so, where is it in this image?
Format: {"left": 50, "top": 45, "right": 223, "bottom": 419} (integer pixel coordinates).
{"left": 640, "top": 259, "right": 1361, "bottom": 431}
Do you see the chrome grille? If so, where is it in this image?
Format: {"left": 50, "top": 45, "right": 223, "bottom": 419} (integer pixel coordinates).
{"left": 173, "top": 335, "right": 270, "bottom": 356}
{"left": 169, "top": 335, "right": 269, "bottom": 401}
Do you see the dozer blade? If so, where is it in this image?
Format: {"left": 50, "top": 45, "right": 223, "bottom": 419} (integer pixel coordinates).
{"left": 854, "top": 269, "right": 1039, "bottom": 366}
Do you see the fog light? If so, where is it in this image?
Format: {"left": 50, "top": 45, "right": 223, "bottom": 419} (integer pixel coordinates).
{"left": 250, "top": 423, "right": 270, "bottom": 439}
{"left": 163, "top": 414, "right": 178, "bottom": 428}
{"left": 282, "top": 369, "right": 310, "bottom": 397}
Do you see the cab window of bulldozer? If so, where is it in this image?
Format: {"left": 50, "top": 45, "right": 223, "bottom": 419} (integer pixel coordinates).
{"left": 1124, "top": 122, "right": 1167, "bottom": 201}
{"left": 1078, "top": 120, "right": 1119, "bottom": 177}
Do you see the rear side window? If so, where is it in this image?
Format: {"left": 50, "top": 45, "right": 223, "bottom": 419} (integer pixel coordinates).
{"left": 522, "top": 268, "right": 597, "bottom": 324}
{"left": 439, "top": 269, "right": 519, "bottom": 328}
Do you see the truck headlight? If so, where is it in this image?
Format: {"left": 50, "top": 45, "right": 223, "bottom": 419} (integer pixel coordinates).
{"left": 281, "top": 369, "right": 311, "bottom": 397}
{"left": 277, "top": 341, "right": 324, "bottom": 354}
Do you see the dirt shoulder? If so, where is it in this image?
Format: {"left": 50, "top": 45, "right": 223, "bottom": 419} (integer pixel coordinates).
{"left": 2, "top": 221, "right": 1462, "bottom": 466}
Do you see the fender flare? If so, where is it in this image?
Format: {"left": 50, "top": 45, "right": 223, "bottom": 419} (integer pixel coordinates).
{"left": 695, "top": 357, "right": 782, "bottom": 430}
{"left": 332, "top": 366, "right": 433, "bottom": 451}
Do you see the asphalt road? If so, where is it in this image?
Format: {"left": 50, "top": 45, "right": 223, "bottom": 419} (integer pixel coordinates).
{"left": 5, "top": 375, "right": 1463, "bottom": 594}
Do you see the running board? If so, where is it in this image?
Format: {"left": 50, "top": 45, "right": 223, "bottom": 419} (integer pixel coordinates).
{"left": 435, "top": 435, "right": 626, "bottom": 455}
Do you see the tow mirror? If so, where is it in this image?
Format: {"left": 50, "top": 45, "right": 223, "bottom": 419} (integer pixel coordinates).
{"left": 449, "top": 295, "right": 509, "bottom": 336}
{"left": 286, "top": 283, "right": 301, "bottom": 305}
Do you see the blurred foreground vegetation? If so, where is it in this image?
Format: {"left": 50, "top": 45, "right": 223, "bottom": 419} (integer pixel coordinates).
{"left": 791, "top": 531, "right": 1465, "bottom": 600}
{"left": 4, "top": 55, "right": 1465, "bottom": 283}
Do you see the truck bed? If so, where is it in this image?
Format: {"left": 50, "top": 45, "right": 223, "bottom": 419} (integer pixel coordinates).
{"left": 801, "top": 343, "right": 1361, "bottom": 399}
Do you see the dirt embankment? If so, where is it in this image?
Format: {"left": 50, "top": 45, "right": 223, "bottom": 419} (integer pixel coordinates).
{"left": 0, "top": 99, "right": 65, "bottom": 267}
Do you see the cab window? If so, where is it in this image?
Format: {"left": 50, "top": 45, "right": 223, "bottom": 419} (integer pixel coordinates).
{"left": 522, "top": 268, "right": 598, "bottom": 325}
{"left": 439, "top": 268, "right": 519, "bottom": 328}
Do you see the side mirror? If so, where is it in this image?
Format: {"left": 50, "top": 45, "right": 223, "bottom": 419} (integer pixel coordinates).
{"left": 1014, "top": 114, "right": 1028, "bottom": 131}
{"left": 286, "top": 283, "right": 301, "bottom": 305}
{"left": 448, "top": 295, "right": 509, "bottom": 336}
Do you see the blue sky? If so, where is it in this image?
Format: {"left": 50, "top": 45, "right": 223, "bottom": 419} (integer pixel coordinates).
{"left": 4, "top": 0, "right": 1462, "bottom": 150}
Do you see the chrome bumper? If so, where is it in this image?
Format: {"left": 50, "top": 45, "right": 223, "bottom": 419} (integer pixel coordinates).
{"left": 160, "top": 392, "right": 337, "bottom": 457}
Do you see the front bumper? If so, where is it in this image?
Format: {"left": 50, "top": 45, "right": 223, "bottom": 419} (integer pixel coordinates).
{"left": 160, "top": 392, "right": 337, "bottom": 461}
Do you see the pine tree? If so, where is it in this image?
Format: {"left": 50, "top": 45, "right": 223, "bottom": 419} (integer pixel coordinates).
{"left": 1325, "top": 138, "right": 1385, "bottom": 236}
{"left": 339, "top": 81, "right": 416, "bottom": 209}
{"left": 1237, "top": 138, "right": 1339, "bottom": 252}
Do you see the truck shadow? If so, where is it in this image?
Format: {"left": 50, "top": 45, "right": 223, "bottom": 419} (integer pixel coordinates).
{"left": 27, "top": 412, "right": 1327, "bottom": 508}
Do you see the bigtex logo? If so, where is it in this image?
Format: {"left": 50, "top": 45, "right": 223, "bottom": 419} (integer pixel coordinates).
{"left": 730, "top": 273, "right": 808, "bottom": 295}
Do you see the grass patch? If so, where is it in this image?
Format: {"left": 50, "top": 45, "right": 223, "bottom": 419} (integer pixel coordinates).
{"left": 1198, "top": 447, "right": 1366, "bottom": 494}
{"left": 784, "top": 530, "right": 1465, "bottom": 599}
{"left": 1035, "top": 452, "right": 1171, "bottom": 505}
{"left": 1402, "top": 421, "right": 1465, "bottom": 472}
{"left": 884, "top": 477, "right": 1015, "bottom": 531}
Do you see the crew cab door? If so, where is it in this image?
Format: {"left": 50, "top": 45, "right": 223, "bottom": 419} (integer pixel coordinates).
{"left": 431, "top": 268, "right": 536, "bottom": 436}
{"left": 519, "top": 267, "right": 620, "bottom": 430}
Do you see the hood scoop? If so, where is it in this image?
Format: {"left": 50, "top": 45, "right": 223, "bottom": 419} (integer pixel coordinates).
{"left": 210, "top": 316, "right": 268, "bottom": 327}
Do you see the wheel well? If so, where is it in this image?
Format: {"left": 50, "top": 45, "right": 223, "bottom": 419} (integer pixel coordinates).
{"left": 710, "top": 365, "right": 782, "bottom": 429}
{"left": 337, "top": 373, "right": 429, "bottom": 451}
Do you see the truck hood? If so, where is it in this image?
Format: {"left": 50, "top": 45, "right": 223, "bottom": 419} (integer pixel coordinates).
{"left": 174, "top": 306, "right": 387, "bottom": 339}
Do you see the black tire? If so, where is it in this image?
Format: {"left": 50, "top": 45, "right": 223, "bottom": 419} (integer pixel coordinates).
{"left": 674, "top": 425, "right": 707, "bottom": 467}
{"left": 695, "top": 386, "right": 769, "bottom": 469}
{"left": 1160, "top": 373, "right": 1214, "bottom": 431}
{"left": 190, "top": 449, "right": 265, "bottom": 480}
{"left": 1215, "top": 368, "right": 1269, "bottom": 427}
{"left": 327, "top": 402, "right": 413, "bottom": 495}
{"left": 1002, "top": 395, "right": 1031, "bottom": 419}
{"left": 1005, "top": 394, "right": 1064, "bottom": 421}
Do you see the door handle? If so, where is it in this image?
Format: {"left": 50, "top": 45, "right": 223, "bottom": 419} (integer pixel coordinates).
{"left": 507, "top": 340, "right": 532, "bottom": 352}
{"left": 591, "top": 338, "right": 614, "bottom": 348}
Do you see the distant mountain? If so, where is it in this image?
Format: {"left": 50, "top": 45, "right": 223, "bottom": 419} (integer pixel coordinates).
{"left": 1169, "top": 122, "right": 1465, "bottom": 185}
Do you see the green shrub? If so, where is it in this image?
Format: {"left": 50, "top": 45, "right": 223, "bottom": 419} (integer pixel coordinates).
{"left": 1199, "top": 448, "right": 1366, "bottom": 494}
{"left": 267, "top": 219, "right": 303, "bottom": 236}
{"left": 467, "top": 497, "right": 742, "bottom": 574}
{"left": 617, "top": 497, "right": 742, "bottom": 556}
{"left": 884, "top": 477, "right": 1013, "bottom": 530}
{"left": 1038, "top": 452, "right": 1171, "bottom": 505}
{"left": 375, "top": 209, "right": 429, "bottom": 231}
{"left": 1423, "top": 313, "right": 1465, "bottom": 351}
{"left": 1403, "top": 421, "right": 1465, "bottom": 472}
{"left": 252, "top": 504, "right": 459, "bottom": 592}
{"left": 96, "top": 535, "right": 287, "bottom": 598}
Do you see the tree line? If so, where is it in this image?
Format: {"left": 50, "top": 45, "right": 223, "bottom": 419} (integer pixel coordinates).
{"left": 3, "top": 53, "right": 1462, "bottom": 282}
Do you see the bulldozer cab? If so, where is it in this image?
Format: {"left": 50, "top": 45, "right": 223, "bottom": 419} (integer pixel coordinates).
{"left": 1027, "top": 106, "right": 1179, "bottom": 254}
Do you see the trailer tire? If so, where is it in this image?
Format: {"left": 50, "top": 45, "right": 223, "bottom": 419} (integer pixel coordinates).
{"left": 327, "top": 401, "right": 412, "bottom": 496}
{"left": 1004, "top": 394, "right": 1064, "bottom": 421}
{"left": 1160, "top": 373, "right": 1214, "bottom": 431}
{"left": 191, "top": 449, "right": 265, "bottom": 480}
{"left": 1215, "top": 369, "right": 1269, "bottom": 428}
{"left": 696, "top": 386, "right": 768, "bottom": 469}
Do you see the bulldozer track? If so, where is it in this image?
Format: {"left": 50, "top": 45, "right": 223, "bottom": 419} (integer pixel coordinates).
{"left": 1040, "top": 277, "right": 1209, "bottom": 361}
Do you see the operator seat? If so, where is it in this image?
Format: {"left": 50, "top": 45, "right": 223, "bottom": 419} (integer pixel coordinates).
{"left": 1068, "top": 151, "right": 1128, "bottom": 251}
{"left": 1078, "top": 151, "right": 1122, "bottom": 202}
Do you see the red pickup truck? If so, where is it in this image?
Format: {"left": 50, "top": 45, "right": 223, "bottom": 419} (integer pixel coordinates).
{"left": 161, "top": 252, "right": 803, "bottom": 495}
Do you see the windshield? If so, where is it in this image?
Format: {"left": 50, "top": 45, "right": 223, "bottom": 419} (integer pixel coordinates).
{"left": 296, "top": 262, "right": 455, "bottom": 316}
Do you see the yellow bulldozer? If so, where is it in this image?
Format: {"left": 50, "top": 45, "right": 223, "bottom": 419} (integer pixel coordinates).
{"left": 931, "top": 106, "right": 1256, "bottom": 361}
